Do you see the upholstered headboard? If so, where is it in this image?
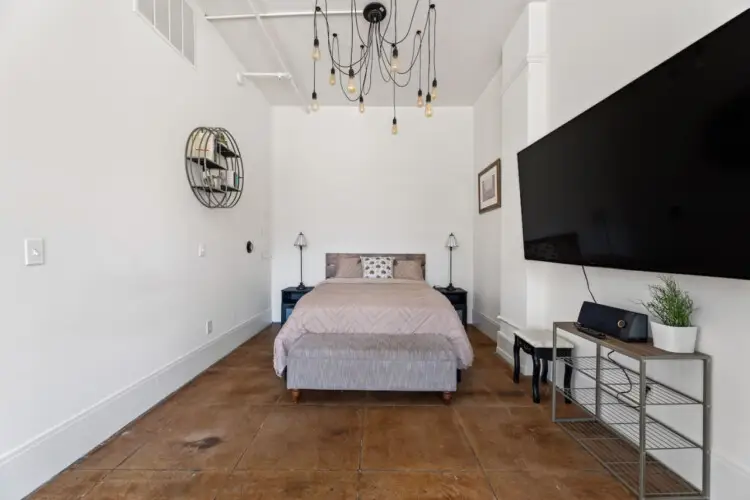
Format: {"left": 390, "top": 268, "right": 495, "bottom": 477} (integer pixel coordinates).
{"left": 325, "top": 253, "right": 426, "bottom": 279}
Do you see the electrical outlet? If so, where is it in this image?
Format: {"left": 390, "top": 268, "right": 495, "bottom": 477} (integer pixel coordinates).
{"left": 206, "top": 320, "right": 213, "bottom": 335}
{"left": 24, "top": 238, "right": 45, "bottom": 266}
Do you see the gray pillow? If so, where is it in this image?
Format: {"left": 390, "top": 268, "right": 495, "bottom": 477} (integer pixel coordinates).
{"left": 334, "top": 257, "right": 362, "bottom": 278}
{"left": 394, "top": 260, "right": 424, "bottom": 280}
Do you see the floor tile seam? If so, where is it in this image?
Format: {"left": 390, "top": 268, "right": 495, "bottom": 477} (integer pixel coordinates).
{"left": 452, "top": 406, "right": 500, "bottom": 500}
{"left": 73, "top": 468, "right": 115, "bottom": 500}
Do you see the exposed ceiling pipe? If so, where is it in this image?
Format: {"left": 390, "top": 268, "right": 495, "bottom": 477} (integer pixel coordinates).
{"left": 239, "top": 72, "right": 292, "bottom": 80}
{"left": 244, "top": 0, "right": 309, "bottom": 112}
{"left": 206, "top": 10, "right": 361, "bottom": 21}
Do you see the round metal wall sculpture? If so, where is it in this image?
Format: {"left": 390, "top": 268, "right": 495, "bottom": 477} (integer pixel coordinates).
{"left": 185, "top": 127, "right": 244, "bottom": 208}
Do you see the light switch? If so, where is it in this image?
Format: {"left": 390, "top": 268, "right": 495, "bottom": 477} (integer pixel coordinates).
{"left": 25, "top": 238, "right": 44, "bottom": 266}
{"left": 198, "top": 243, "right": 206, "bottom": 257}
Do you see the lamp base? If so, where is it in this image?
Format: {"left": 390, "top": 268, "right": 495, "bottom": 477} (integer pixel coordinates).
{"left": 296, "top": 282, "right": 307, "bottom": 291}
{"left": 445, "top": 283, "right": 456, "bottom": 292}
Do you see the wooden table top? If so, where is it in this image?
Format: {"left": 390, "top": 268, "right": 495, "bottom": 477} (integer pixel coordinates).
{"left": 553, "top": 321, "right": 710, "bottom": 361}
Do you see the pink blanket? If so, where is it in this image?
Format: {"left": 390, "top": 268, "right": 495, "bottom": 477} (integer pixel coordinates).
{"left": 274, "top": 278, "right": 474, "bottom": 376}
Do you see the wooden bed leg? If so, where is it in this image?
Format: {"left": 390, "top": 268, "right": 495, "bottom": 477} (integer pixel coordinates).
{"left": 442, "top": 392, "right": 452, "bottom": 405}
{"left": 291, "top": 389, "right": 300, "bottom": 404}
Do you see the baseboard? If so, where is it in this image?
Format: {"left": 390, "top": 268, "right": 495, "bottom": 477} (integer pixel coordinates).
{"left": 0, "top": 309, "right": 271, "bottom": 500}
{"left": 472, "top": 309, "right": 501, "bottom": 343}
{"left": 712, "top": 452, "right": 750, "bottom": 500}
{"left": 472, "top": 310, "right": 521, "bottom": 373}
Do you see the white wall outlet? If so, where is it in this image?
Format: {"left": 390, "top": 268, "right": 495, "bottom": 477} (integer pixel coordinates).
{"left": 24, "top": 238, "right": 45, "bottom": 266}
{"left": 198, "top": 243, "right": 206, "bottom": 257}
{"left": 205, "top": 320, "right": 213, "bottom": 335}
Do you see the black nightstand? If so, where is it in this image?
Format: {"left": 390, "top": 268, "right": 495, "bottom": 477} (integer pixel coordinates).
{"left": 434, "top": 287, "right": 468, "bottom": 327}
{"left": 281, "top": 287, "right": 314, "bottom": 325}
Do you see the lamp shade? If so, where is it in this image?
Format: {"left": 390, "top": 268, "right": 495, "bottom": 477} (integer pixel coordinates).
{"left": 446, "top": 233, "right": 459, "bottom": 248}
{"left": 294, "top": 232, "right": 308, "bottom": 248}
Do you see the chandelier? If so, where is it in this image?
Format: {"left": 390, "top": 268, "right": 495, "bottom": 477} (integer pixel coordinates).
{"left": 310, "top": 1, "right": 439, "bottom": 134}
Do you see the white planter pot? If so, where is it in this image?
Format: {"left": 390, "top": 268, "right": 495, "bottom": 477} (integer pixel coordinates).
{"left": 650, "top": 322, "right": 698, "bottom": 353}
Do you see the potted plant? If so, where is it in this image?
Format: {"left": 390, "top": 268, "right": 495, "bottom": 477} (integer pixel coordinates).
{"left": 640, "top": 275, "right": 697, "bottom": 353}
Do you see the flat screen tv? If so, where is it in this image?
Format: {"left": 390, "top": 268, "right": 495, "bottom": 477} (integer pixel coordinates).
{"left": 517, "top": 9, "right": 750, "bottom": 280}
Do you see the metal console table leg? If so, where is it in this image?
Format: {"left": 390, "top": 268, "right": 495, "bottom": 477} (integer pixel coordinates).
{"left": 702, "top": 357, "right": 712, "bottom": 499}
{"left": 639, "top": 360, "right": 647, "bottom": 500}
{"left": 552, "top": 324, "right": 558, "bottom": 422}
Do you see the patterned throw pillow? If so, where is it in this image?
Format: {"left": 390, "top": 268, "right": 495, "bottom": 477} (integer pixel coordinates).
{"left": 361, "top": 256, "right": 394, "bottom": 279}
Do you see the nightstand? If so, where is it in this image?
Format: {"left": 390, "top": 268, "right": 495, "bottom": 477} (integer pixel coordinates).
{"left": 281, "top": 287, "right": 314, "bottom": 325}
{"left": 433, "top": 287, "right": 468, "bottom": 327}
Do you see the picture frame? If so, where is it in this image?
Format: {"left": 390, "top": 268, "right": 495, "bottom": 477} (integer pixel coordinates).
{"left": 478, "top": 159, "right": 501, "bottom": 213}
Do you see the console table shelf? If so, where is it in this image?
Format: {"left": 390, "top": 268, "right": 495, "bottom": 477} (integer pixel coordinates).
{"left": 558, "top": 356, "right": 702, "bottom": 406}
{"left": 552, "top": 322, "right": 711, "bottom": 500}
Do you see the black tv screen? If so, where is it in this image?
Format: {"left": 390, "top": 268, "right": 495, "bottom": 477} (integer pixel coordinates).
{"left": 517, "top": 9, "right": 750, "bottom": 280}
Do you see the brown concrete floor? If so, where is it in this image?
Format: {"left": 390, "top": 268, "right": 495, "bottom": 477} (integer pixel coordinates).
{"left": 30, "top": 325, "right": 630, "bottom": 500}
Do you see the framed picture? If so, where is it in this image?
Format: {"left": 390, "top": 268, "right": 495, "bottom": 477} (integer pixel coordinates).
{"left": 478, "top": 159, "right": 501, "bottom": 213}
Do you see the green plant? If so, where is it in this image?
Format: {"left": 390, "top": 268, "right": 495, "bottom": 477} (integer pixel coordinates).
{"left": 639, "top": 275, "right": 695, "bottom": 327}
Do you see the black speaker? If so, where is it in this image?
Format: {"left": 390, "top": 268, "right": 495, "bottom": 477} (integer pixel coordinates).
{"left": 577, "top": 301, "right": 649, "bottom": 342}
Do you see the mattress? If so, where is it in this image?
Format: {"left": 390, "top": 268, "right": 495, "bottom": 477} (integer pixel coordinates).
{"left": 273, "top": 278, "right": 474, "bottom": 376}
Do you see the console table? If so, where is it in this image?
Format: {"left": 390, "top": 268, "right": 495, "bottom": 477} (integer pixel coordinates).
{"left": 552, "top": 321, "right": 711, "bottom": 500}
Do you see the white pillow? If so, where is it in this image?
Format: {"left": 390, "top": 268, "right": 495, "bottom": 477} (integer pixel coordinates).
{"left": 361, "top": 256, "right": 394, "bottom": 279}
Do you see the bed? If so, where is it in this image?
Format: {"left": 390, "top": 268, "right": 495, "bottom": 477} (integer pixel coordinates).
{"left": 273, "top": 253, "right": 474, "bottom": 401}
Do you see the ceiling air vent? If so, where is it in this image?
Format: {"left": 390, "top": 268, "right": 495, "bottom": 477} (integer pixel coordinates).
{"left": 135, "top": 0, "right": 195, "bottom": 65}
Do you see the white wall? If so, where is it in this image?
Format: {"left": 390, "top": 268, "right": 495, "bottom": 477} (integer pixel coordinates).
{"left": 270, "top": 106, "right": 474, "bottom": 322}
{"left": 482, "top": 3, "right": 549, "bottom": 371}
{"left": 472, "top": 69, "right": 503, "bottom": 338}
{"left": 0, "top": 1, "right": 272, "bottom": 497}
{"left": 526, "top": 1, "right": 750, "bottom": 496}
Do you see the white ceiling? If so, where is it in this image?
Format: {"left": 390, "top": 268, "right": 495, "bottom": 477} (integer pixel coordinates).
{"left": 194, "top": 0, "right": 530, "bottom": 106}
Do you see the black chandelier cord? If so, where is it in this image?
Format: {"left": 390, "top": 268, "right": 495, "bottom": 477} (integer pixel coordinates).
{"left": 319, "top": 0, "right": 431, "bottom": 80}
{"left": 311, "top": 0, "right": 437, "bottom": 106}
{"left": 392, "top": 78, "right": 396, "bottom": 122}
{"left": 352, "top": 0, "right": 370, "bottom": 45}
{"left": 394, "top": 0, "right": 398, "bottom": 49}
{"left": 336, "top": 38, "right": 362, "bottom": 102}
{"left": 426, "top": 9, "right": 432, "bottom": 91}
{"left": 379, "top": 0, "right": 423, "bottom": 46}
{"left": 364, "top": 27, "right": 376, "bottom": 94}
{"left": 313, "top": 0, "right": 319, "bottom": 39}
{"left": 431, "top": 5, "right": 437, "bottom": 82}
{"left": 359, "top": 43, "right": 364, "bottom": 99}
{"left": 349, "top": 0, "right": 355, "bottom": 64}
{"left": 372, "top": 29, "right": 419, "bottom": 88}
{"left": 373, "top": 16, "right": 427, "bottom": 87}
{"left": 322, "top": 22, "right": 369, "bottom": 73}
{"left": 418, "top": 30, "right": 422, "bottom": 89}
{"left": 353, "top": 26, "right": 375, "bottom": 97}
{"left": 376, "top": 6, "right": 431, "bottom": 80}
{"left": 324, "top": 0, "right": 430, "bottom": 78}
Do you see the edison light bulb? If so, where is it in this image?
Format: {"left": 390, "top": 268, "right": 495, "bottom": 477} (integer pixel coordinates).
{"left": 391, "top": 119, "right": 398, "bottom": 135}
{"left": 311, "top": 92, "right": 319, "bottom": 112}
{"left": 312, "top": 39, "right": 321, "bottom": 61}
{"left": 431, "top": 78, "right": 438, "bottom": 100}
{"left": 417, "top": 90, "right": 424, "bottom": 108}
{"left": 425, "top": 94, "right": 433, "bottom": 118}
{"left": 347, "top": 68, "right": 356, "bottom": 94}
{"left": 390, "top": 45, "right": 399, "bottom": 73}
{"left": 359, "top": 97, "right": 365, "bottom": 114}
{"left": 329, "top": 68, "right": 336, "bottom": 86}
